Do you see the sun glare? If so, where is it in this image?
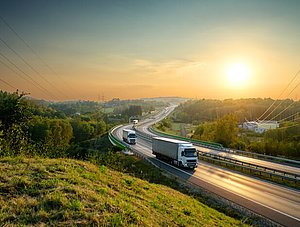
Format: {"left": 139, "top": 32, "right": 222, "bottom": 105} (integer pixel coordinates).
{"left": 226, "top": 63, "right": 250, "bottom": 86}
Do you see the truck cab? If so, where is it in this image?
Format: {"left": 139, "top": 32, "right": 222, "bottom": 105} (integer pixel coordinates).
{"left": 178, "top": 145, "right": 198, "bottom": 168}
{"left": 123, "top": 129, "right": 136, "bottom": 144}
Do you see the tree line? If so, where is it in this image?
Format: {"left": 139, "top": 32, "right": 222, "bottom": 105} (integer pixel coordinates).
{"left": 173, "top": 98, "right": 300, "bottom": 124}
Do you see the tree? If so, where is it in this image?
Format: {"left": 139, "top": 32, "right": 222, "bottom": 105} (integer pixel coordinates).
{"left": 0, "top": 91, "right": 32, "bottom": 155}
{"left": 213, "top": 114, "right": 239, "bottom": 147}
{"left": 0, "top": 91, "right": 32, "bottom": 130}
{"left": 27, "top": 117, "right": 73, "bottom": 156}
{"left": 70, "top": 119, "right": 95, "bottom": 143}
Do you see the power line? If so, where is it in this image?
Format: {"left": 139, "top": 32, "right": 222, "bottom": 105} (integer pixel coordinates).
{"left": 0, "top": 15, "right": 77, "bottom": 99}
{"left": 279, "top": 112, "right": 299, "bottom": 122}
{"left": 261, "top": 79, "right": 300, "bottom": 122}
{"left": 269, "top": 101, "right": 296, "bottom": 121}
{"left": 276, "top": 118, "right": 300, "bottom": 130}
{"left": 0, "top": 51, "right": 58, "bottom": 99}
{"left": 0, "top": 56, "right": 38, "bottom": 87}
{"left": 257, "top": 69, "right": 300, "bottom": 121}
{"left": 0, "top": 77, "right": 17, "bottom": 90}
{"left": 0, "top": 36, "right": 66, "bottom": 99}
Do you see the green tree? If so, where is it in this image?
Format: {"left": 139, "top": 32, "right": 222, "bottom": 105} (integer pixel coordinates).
{"left": 0, "top": 91, "right": 32, "bottom": 130}
{"left": 70, "top": 119, "right": 95, "bottom": 143}
{"left": 213, "top": 114, "right": 239, "bottom": 147}
{"left": 0, "top": 91, "right": 32, "bottom": 156}
{"left": 27, "top": 117, "right": 73, "bottom": 156}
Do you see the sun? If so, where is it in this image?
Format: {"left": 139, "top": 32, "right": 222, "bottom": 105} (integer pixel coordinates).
{"left": 226, "top": 63, "right": 250, "bottom": 86}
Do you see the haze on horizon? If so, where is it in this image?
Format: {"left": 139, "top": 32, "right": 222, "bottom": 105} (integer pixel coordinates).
{"left": 0, "top": 0, "right": 299, "bottom": 101}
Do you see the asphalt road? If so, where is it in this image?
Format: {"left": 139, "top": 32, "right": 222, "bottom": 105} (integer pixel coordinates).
{"left": 197, "top": 147, "right": 300, "bottom": 176}
{"left": 112, "top": 106, "right": 300, "bottom": 226}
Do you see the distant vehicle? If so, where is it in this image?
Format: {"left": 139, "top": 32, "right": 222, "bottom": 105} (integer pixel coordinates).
{"left": 123, "top": 129, "right": 136, "bottom": 144}
{"left": 152, "top": 137, "right": 198, "bottom": 169}
{"left": 132, "top": 119, "right": 138, "bottom": 127}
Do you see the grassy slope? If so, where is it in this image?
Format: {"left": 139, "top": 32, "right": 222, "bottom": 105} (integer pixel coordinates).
{"left": 0, "top": 157, "right": 244, "bottom": 226}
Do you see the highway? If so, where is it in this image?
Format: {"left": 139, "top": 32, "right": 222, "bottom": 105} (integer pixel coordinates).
{"left": 111, "top": 106, "right": 300, "bottom": 226}
{"left": 140, "top": 106, "right": 300, "bottom": 176}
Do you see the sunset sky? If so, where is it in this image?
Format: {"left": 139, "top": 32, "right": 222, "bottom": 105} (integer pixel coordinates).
{"left": 0, "top": 0, "right": 299, "bottom": 101}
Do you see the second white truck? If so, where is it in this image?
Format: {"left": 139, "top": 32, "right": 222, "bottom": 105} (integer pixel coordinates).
{"left": 152, "top": 137, "right": 198, "bottom": 169}
{"left": 123, "top": 129, "right": 136, "bottom": 144}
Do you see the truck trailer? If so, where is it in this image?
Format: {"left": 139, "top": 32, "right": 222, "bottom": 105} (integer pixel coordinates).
{"left": 152, "top": 137, "right": 198, "bottom": 168}
{"left": 123, "top": 129, "right": 136, "bottom": 144}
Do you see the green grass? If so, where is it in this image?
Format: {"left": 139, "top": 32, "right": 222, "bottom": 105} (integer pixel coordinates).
{"left": 102, "top": 107, "right": 114, "bottom": 113}
{"left": 154, "top": 122, "right": 181, "bottom": 136}
{"left": 154, "top": 122, "right": 197, "bottom": 138}
{"left": 0, "top": 156, "right": 248, "bottom": 226}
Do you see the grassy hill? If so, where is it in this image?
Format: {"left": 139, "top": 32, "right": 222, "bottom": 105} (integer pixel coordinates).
{"left": 0, "top": 156, "right": 246, "bottom": 226}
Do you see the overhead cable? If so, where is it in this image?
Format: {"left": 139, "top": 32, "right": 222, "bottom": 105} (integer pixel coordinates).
{"left": 257, "top": 69, "right": 300, "bottom": 121}
{"left": 0, "top": 36, "right": 65, "bottom": 99}
{"left": 279, "top": 112, "right": 299, "bottom": 122}
{"left": 0, "top": 77, "right": 17, "bottom": 90}
{"left": 261, "top": 80, "right": 300, "bottom": 122}
{"left": 0, "top": 51, "right": 58, "bottom": 99}
{"left": 0, "top": 15, "right": 76, "bottom": 99}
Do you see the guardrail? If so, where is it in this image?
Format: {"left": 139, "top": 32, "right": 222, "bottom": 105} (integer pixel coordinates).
{"left": 149, "top": 128, "right": 223, "bottom": 148}
{"left": 198, "top": 150, "right": 300, "bottom": 183}
{"left": 108, "top": 126, "right": 130, "bottom": 151}
{"left": 150, "top": 127, "right": 300, "bottom": 166}
{"left": 221, "top": 147, "right": 300, "bottom": 165}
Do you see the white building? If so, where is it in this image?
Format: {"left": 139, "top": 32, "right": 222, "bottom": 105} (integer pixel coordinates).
{"left": 243, "top": 121, "right": 279, "bottom": 133}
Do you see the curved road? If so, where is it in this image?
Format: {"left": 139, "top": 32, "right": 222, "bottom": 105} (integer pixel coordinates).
{"left": 112, "top": 106, "right": 300, "bottom": 226}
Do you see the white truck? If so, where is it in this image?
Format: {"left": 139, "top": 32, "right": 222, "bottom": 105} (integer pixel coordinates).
{"left": 123, "top": 129, "right": 136, "bottom": 144}
{"left": 132, "top": 119, "right": 138, "bottom": 128}
{"left": 152, "top": 137, "right": 198, "bottom": 169}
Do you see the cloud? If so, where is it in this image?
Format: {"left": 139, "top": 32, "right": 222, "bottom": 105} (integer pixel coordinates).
{"left": 131, "top": 58, "right": 206, "bottom": 76}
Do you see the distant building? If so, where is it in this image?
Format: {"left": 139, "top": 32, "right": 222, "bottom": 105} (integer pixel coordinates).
{"left": 243, "top": 121, "right": 279, "bottom": 133}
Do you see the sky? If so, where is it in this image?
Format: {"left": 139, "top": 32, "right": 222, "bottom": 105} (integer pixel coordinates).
{"left": 0, "top": 0, "right": 300, "bottom": 101}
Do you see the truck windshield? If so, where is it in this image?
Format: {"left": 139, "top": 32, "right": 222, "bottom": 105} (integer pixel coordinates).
{"left": 184, "top": 148, "right": 197, "bottom": 157}
{"left": 128, "top": 134, "right": 136, "bottom": 138}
